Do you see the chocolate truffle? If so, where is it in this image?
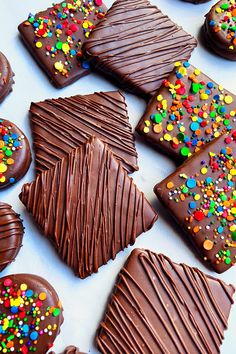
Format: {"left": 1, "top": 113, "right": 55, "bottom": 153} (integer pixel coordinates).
{"left": 97, "top": 249, "right": 235, "bottom": 354}
{"left": 84, "top": 0, "right": 197, "bottom": 98}
{"left": 0, "top": 274, "right": 63, "bottom": 353}
{"left": 0, "top": 202, "right": 24, "bottom": 272}
{"left": 30, "top": 91, "right": 138, "bottom": 174}
{"left": 203, "top": 0, "right": 236, "bottom": 60}
{"left": 136, "top": 61, "right": 236, "bottom": 162}
{"left": 20, "top": 137, "right": 157, "bottom": 279}
{"left": 155, "top": 133, "right": 236, "bottom": 273}
{"left": 0, "top": 119, "right": 31, "bottom": 189}
{"left": 18, "top": 0, "right": 107, "bottom": 88}
{"left": 0, "top": 52, "right": 14, "bottom": 103}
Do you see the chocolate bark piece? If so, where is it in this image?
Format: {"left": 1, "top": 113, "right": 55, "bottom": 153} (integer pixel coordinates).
{"left": 0, "top": 52, "right": 14, "bottom": 103}
{"left": 19, "top": 137, "right": 157, "bottom": 279}
{"left": 30, "top": 91, "right": 138, "bottom": 174}
{"left": 49, "top": 346, "right": 86, "bottom": 354}
{"left": 203, "top": 0, "right": 236, "bottom": 60}
{"left": 84, "top": 0, "right": 197, "bottom": 98}
{"left": 0, "top": 119, "right": 31, "bottom": 189}
{"left": 97, "top": 249, "right": 235, "bottom": 354}
{"left": 0, "top": 274, "right": 63, "bottom": 353}
{"left": 18, "top": 0, "right": 107, "bottom": 88}
{"left": 0, "top": 202, "right": 24, "bottom": 272}
{"left": 155, "top": 133, "right": 236, "bottom": 273}
{"left": 136, "top": 61, "right": 236, "bottom": 162}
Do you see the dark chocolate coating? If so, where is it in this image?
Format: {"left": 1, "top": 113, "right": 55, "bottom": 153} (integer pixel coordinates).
{"left": 49, "top": 346, "right": 86, "bottom": 354}
{"left": 183, "top": 0, "right": 211, "bottom": 3}
{"left": 18, "top": 1, "right": 107, "bottom": 88}
{"left": 136, "top": 62, "right": 236, "bottom": 162}
{"left": 203, "top": 0, "right": 236, "bottom": 60}
{"left": 155, "top": 133, "right": 236, "bottom": 273}
{"left": 0, "top": 119, "right": 31, "bottom": 189}
{"left": 19, "top": 137, "right": 157, "bottom": 279}
{"left": 97, "top": 249, "right": 235, "bottom": 354}
{"left": 0, "top": 202, "right": 24, "bottom": 272}
{"left": 0, "top": 52, "right": 14, "bottom": 103}
{"left": 0, "top": 274, "right": 63, "bottom": 354}
{"left": 84, "top": 0, "right": 197, "bottom": 98}
{"left": 30, "top": 91, "right": 138, "bottom": 174}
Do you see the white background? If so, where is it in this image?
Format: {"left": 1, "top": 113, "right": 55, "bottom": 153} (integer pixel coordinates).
{"left": 0, "top": 0, "right": 235, "bottom": 353}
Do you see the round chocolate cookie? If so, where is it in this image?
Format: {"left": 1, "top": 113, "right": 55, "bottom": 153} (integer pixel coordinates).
{"left": 0, "top": 202, "right": 24, "bottom": 272}
{"left": 0, "top": 119, "right": 31, "bottom": 189}
{"left": 0, "top": 274, "right": 63, "bottom": 353}
{"left": 204, "top": 0, "right": 236, "bottom": 60}
{"left": 0, "top": 52, "right": 14, "bottom": 103}
{"left": 49, "top": 346, "right": 86, "bottom": 354}
{"left": 183, "top": 0, "right": 211, "bottom": 3}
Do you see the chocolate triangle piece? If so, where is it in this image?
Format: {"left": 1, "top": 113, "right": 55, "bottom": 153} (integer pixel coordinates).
{"left": 97, "top": 248, "right": 235, "bottom": 354}
{"left": 30, "top": 91, "right": 138, "bottom": 174}
{"left": 155, "top": 133, "right": 236, "bottom": 273}
{"left": 19, "top": 137, "right": 157, "bottom": 279}
{"left": 84, "top": 0, "right": 197, "bottom": 98}
{"left": 136, "top": 61, "right": 236, "bottom": 162}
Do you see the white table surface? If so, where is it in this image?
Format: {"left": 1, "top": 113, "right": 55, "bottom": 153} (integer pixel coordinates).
{"left": 0, "top": 0, "right": 235, "bottom": 352}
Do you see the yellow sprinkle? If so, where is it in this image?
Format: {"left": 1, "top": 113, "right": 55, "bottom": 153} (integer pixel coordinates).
{"left": 144, "top": 120, "right": 150, "bottom": 127}
{"left": 230, "top": 110, "right": 236, "bottom": 116}
{"left": 174, "top": 61, "right": 181, "bottom": 67}
{"left": 62, "top": 43, "right": 70, "bottom": 54}
{"left": 230, "top": 225, "right": 236, "bottom": 231}
{"left": 143, "top": 127, "right": 149, "bottom": 133}
{"left": 54, "top": 61, "right": 64, "bottom": 71}
{"left": 0, "top": 163, "right": 7, "bottom": 173}
{"left": 194, "top": 194, "right": 201, "bottom": 201}
{"left": 180, "top": 126, "right": 185, "bottom": 132}
{"left": 167, "top": 124, "right": 173, "bottom": 131}
{"left": 164, "top": 133, "right": 171, "bottom": 141}
{"left": 35, "top": 41, "right": 42, "bottom": 48}
{"left": 200, "top": 93, "right": 209, "bottom": 100}
{"left": 20, "top": 283, "right": 27, "bottom": 291}
{"left": 214, "top": 132, "right": 220, "bottom": 138}
{"left": 157, "top": 94, "right": 163, "bottom": 101}
{"left": 230, "top": 169, "right": 236, "bottom": 176}
{"left": 225, "top": 95, "right": 233, "bottom": 104}
{"left": 201, "top": 167, "right": 208, "bottom": 175}
{"left": 194, "top": 68, "right": 201, "bottom": 75}
{"left": 229, "top": 45, "right": 234, "bottom": 50}
{"left": 231, "top": 207, "right": 236, "bottom": 215}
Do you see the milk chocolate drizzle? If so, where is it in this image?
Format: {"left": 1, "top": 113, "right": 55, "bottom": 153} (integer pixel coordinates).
{"left": 97, "top": 249, "right": 235, "bottom": 354}
{"left": 30, "top": 91, "right": 138, "bottom": 174}
{"left": 0, "top": 202, "right": 24, "bottom": 272}
{"left": 0, "top": 52, "right": 14, "bottom": 103}
{"left": 20, "top": 138, "right": 157, "bottom": 279}
{"left": 84, "top": 0, "right": 197, "bottom": 97}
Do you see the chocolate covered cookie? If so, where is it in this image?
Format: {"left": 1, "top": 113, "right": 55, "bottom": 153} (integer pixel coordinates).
{"left": 18, "top": 0, "right": 107, "bottom": 88}
{"left": 50, "top": 346, "right": 86, "bottom": 354}
{"left": 0, "top": 274, "right": 63, "bottom": 353}
{"left": 0, "top": 202, "right": 24, "bottom": 272}
{"left": 155, "top": 133, "right": 236, "bottom": 273}
{"left": 136, "top": 61, "right": 236, "bottom": 162}
{"left": 97, "top": 249, "right": 235, "bottom": 354}
{"left": 20, "top": 137, "right": 157, "bottom": 279}
{"left": 0, "top": 119, "right": 31, "bottom": 189}
{"left": 84, "top": 0, "right": 197, "bottom": 98}
{"left": 0, "top": 52, "right": 14, "bottom": 103}
{"left": 203, "top": 0, "right": 236, "bottom": 60}
{"left": 30, "top": 91, "right": 138, "bottom": 174}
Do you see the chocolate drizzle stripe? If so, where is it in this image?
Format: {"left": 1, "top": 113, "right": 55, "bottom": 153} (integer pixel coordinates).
{"left": 30, "top": 91, "right": 138, "bottom": 174}
{"left": 84, "top": 0, "right": 197, "bottom": 97}
{"left": 97, "top": 250, "right": 235, "bottom": 354}
{"left": 20, "top": 138, "right": 157, "bottom": 278}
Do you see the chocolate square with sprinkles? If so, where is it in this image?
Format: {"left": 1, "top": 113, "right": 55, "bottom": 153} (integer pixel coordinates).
{"left": 18, "top": 0, "right": 107, "bottom": 88}
{"left": 97, "top": 249, "right": 235, "bottom": 354}
{"left": 136, "top": 61, "right": 236, "bottom": 161}
{"left": 83, "top": 0, "right": 197, "bottom": 98}
{"left": 155, "top": 133, "right": 236, "bottom": 273}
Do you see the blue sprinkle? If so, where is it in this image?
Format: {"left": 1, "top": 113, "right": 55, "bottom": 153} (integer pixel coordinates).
{"left": 9, "top": 177, "right": 15, "bottom": 184}
{"left": 214, "top": 94, "right": 220, "bottom": 101}
{"left": 209, "top": 20, "right": 216, "bottom": 26}
{"left": 207, "top": 82, "right": 214, "bottom": 89}
{"left": 30, "top": 331, "right": 39, "bottom": 341}
{"left": 82, "top": 61, "right": 90, "bottom": 70}
{"left": 183, "top": 61, "right": 190, "bottom": 68}
{"left": 26, "top": 289, "right": 33, "bottom": 298}
{"left": 189, "top": 201, "right": 196, "bottom": 209}
{"left": 190, "top": 122, "right": 199, "bottom": 131}
{"left": 206, "top": 177, "right": 212, "bottom": 185}
{"left": 22, "top": 324, "right": 29, "bottom": 333}
{"left": 186, "top": 178, "right": 196, "bottom": 189}
{"left": 11, "top": 306, "right": 18, "bottom": 314}
{"left": 11, "top": 133, "right": 18, "bottom": 139}
{"left": 217, "top": 226, "right": 224, "bottom": 234}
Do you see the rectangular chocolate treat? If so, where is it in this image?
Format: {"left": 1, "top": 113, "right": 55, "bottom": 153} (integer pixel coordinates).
{"left": 136, "top": 61, "right": 236, "bottom": 161}
{"left": 97, "top": 248, "right": 235, "bottom": 354}
{"left": 20, "top": 137, "right": 158, "bottom": 279}
{"left": 84, "top": 0, "right": 197, "bottom": 98}
{"left": 30, "top": 90, "right": 138, "bottom": 174}
{"left": 18, "top": 0, "right": 107, "bottom": 88}
{"left": 155, "top": 133, "right": 236, "bottom": 273}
